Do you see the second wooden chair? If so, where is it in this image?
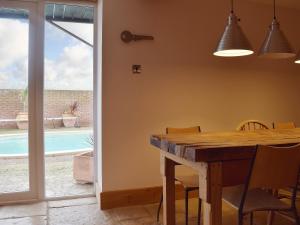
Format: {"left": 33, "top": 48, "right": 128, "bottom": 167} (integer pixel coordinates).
{"left": 223, "top": 144, "right": 300, "bottom": 225}
{"left": 272, "top": 121, "right": 296, "bottom": 129}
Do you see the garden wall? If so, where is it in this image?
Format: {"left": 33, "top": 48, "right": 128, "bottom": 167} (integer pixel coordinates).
{"left": 0, "top": 89, "right": 93, "bottom": 129}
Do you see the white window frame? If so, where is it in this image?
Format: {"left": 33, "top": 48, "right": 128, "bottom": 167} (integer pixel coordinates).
{"left": 0, "top": 0, "right": 44, "bottom": 204}
{"left": 0, "top": 0, "right": 100, "bottom": 204}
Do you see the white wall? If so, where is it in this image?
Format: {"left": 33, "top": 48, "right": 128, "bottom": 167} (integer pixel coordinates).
{"left": 101, "top": 0, "right": 300, "bottom": 191}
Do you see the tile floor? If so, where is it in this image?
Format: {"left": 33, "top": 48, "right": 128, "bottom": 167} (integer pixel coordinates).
{"left": 0, "top": 197, "right": 296, "bottom": 225}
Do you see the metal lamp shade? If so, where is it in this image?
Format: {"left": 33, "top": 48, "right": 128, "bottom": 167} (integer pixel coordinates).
{"left": 214, "top": 13, "right": 253, "bottom": 57}
{"left": 259, "top": 19, "right": 295, "bottom": 59}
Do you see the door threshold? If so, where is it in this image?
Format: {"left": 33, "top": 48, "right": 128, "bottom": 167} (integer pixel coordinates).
{"left": 0, "top": 194, "right": 96, "bottom": 206}
{"left": 46, "top": 194, "right": 96, "bottom": 202}
{"left": 0, "top": 198, "right": 40, "bottom": 206}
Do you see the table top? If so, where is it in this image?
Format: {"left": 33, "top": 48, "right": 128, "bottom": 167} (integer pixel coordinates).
{"left": 150, "top": 128, "right": 300, "bottom": 162}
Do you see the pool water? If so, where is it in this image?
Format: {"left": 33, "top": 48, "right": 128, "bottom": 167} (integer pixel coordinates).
{"left": 0, "top": 131, "right": 93, "bottom": 155}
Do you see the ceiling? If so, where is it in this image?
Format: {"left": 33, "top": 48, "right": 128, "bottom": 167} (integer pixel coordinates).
{"left": 248, "top": 0, "right": 300, "bottom": 10}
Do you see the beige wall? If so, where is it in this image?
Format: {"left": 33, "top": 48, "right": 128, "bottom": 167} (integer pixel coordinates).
{"left": 101, "top": 0, "right": 300, "bottom": 191}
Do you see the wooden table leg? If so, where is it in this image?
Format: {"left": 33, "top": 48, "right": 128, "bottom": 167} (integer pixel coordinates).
{"left": 160, "top": 154, "right": 176, "bottom": 225}
{"left": 200, "top": 162, "right": 222, "bottom": 225}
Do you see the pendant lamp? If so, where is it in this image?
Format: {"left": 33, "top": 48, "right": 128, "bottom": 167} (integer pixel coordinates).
{"left": 295, "top": 53, "right": 300, "bottom": 64}
{"left": 214, "top": 0, "right": 253, "bottom": 57}
{"left": 259, "top": 0, "right": 295, "bottom": 59}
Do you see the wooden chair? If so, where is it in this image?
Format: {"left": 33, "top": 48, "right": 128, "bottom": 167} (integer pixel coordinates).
{"left": 236, "top": 120, "right": 269, "bottom": 131}
{"left": 157, "top": 126, "right": 201, "bottom": 225}
{"left": 273, "top": 122, "right": 299, "bottom": 200}
{"left": 222, "top": 144, "right": 300, "bottom": 225}
{"left": 273, "top": 122, "right": 296, "bottom": 129}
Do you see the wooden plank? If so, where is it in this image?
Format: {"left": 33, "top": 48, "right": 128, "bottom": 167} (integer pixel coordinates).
{"left": 192, "top": 146, "right": 255, "bottom": 162}
{"left": 161, "top": 154, "right": 176, "bottom": 225}
{"left": 151, "top": 128, "right": 300, "bottom": 162}
{"left": 99, "top": 184, "right": 198, "bottom": 210}
{"left": 100, "top": 186, "right": 162, "bottom": 210}
{"left": 160, "top": 152, "right": 225, "bottom": 225}
{"left": 202, "top": 162, "right": 222, "bottom": 225}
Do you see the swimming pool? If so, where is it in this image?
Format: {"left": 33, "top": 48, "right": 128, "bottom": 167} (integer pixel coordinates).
{"left": 0, "top": 131, "right": 93, "bottom": 156}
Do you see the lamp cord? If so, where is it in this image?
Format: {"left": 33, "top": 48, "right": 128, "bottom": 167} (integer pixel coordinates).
{"left": 273, "top": 0, "right": 276, "bottom": 19}
{"left": 231, "top": 0, "right": 234, "bottom": 13}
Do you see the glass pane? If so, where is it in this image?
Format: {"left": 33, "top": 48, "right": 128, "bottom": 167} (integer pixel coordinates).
{"left": 44, "top": 3, "right": 94, "bottom": 197}
{"left": 0, "top": 8, "right": 30, "bottom": 193}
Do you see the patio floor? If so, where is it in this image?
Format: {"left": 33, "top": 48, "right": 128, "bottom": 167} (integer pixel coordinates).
{"left": 0, "top": 153, "right": 94, "bottom": 197}
{"left": 0, "top": 127, "right": 94, "bottom": 197}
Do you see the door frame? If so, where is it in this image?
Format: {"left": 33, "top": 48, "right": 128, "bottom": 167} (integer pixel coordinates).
{"left": 43, "top": 0, "right": 98, "bottom": 200}
{"left": 0, "top": 0, "right": 45, "bottom": 204}
{"left": 0, "top": 0, "right": 99, "bottom": 204}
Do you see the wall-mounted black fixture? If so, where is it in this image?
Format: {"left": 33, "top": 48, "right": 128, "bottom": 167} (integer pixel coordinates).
{"left": 121, "top": 30, "right": 154, "bottom": 43}
{"left": 132, "top": 65, "right": 142, "bottom": 74}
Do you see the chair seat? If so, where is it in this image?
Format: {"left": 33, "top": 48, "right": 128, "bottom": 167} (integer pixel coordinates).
{"left": 175, "top": 174, "right": 199, "bottom": 188}
{"left": 223, "top": 185, "right": 290, "bottom": 213}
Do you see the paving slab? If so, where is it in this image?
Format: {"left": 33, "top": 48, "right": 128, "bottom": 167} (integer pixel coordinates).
{"left": 0, "top": 216, "right": 47, "bottom": 225}
{"left": 0, "top": 202, "right": 47, "bottom": 219}
{"left": 0, "top": 216, "right": 46, "bottom": 225}
{"left": 49, "top": 203, "right": 118, "bottom": 225}
{"left": 112, "top": 205, "right": 151, "bottom": 221}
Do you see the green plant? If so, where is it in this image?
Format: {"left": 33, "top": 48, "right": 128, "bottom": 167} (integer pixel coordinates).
{"left": 86, "top": 134, "right": 94, "bottom": 147}
{"left": 19, "top": 87, "right": 28, "bottom": 112}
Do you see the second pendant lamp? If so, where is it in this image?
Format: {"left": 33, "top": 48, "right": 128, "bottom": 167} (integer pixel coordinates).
{"left": 214, "top": 0, "right": 253, "bottom": 57}
{"left": 295, "top": 53, "right": 300, "bottom": 64}
{"left": 259, "top": 0, "right": 295, "bottom": 58}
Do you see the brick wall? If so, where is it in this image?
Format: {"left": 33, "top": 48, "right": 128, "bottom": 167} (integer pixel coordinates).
{"left": 0, "top": 90, "right": 23, "bottom": 129}
{"left": 0, "top": 89, "right": 93, "bottom": 129}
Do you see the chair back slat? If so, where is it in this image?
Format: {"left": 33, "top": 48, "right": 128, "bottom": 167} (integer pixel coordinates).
{"left": 166, "top": 126, "right": 201, "bottom": 134}
{"left": 249, "top": 144, "right": 300, "bottom": 190}
{"left": 273, "top": 122, "right": 296, "bottom": 129}
{"left": 236, "top": 120, "right": 269, "bottom": 131}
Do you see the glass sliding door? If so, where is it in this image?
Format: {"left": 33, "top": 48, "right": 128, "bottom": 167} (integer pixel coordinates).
{"left": 44, "top": 3, "right": 95, "bottom": 198}
{"left": 0, "top": 0, "right": 97, "bottom": 203}
{"left": 0, "top": 0, "right": 41, "bottom": 203}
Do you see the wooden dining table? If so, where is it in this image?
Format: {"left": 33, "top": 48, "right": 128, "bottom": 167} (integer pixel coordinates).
{"left": 150, "top": 128, "right": 300, "bottom": 225}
